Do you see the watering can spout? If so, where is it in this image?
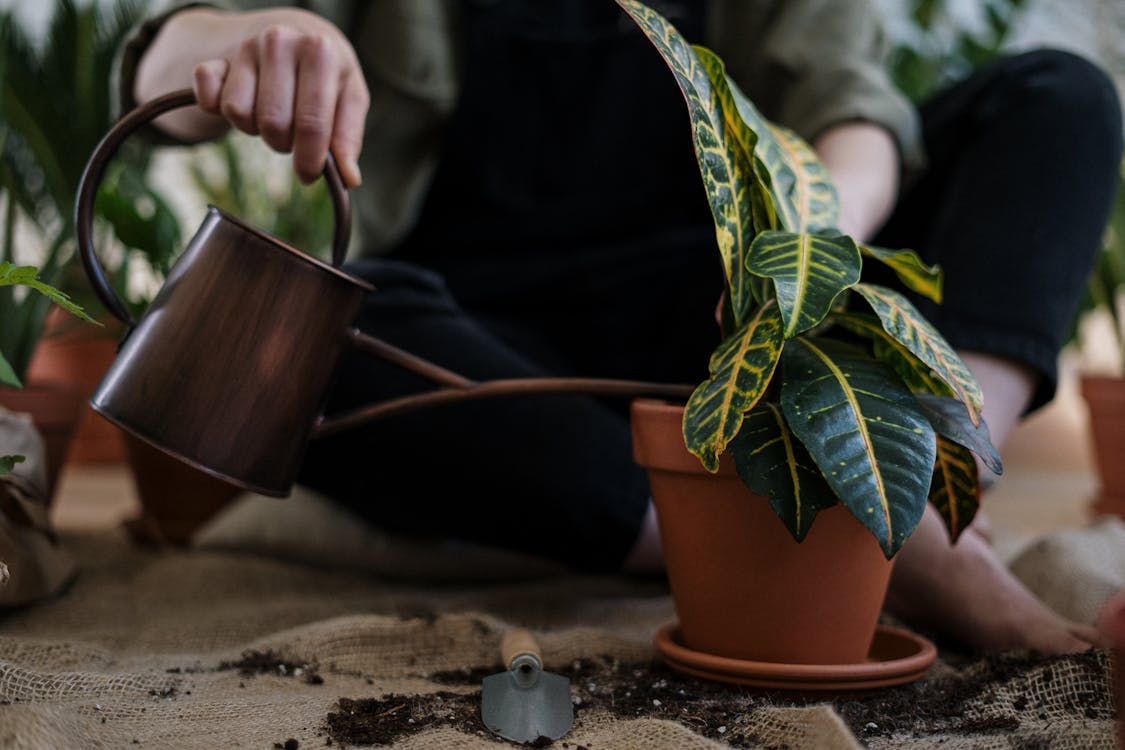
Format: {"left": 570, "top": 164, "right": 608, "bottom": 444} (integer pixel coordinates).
{"left": 311, "top": 328, "right": 695, "bottom": 440}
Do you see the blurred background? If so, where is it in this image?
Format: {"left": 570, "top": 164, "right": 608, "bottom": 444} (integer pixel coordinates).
{"left": 0, "top": 0, "right": 1122, "bottom": 561}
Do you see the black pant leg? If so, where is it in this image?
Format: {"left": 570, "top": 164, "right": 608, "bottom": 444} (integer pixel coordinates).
{"left": 296, "top": 258, "right": 651, "bottom": 573}
{"left": 875, "top": 49, "right": 1123, "bottom": 410}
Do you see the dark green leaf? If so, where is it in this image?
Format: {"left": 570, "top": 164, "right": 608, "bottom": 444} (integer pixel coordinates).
{"left": 730, "top": 402, "right": 837, "bottom": 541}
{"left": 97, "top": 172, "right": 182, "bottom": 280}
{"left": 913, "top": 392, "right": 1002, "bottom": 475}
{"left": 832, "top": 312, "right": 955, "bottom": 397}
{"left": 781, "top": 338, "right": 936, "bottom": 558}
{"left": 0, "top": 350, "right": 20, "bottom": 387}
{"left": 747, "top": 230, "right": 861, "bottom": 338}
{"left": 929, "top": 438, "right": 980, "bottom": 543}
{"left": 860, "top": 244, "right": 943, "bottom": 303}
{"left": 616, "top": 1, "right": 768, "bottom": 326}
{"left": 768, "top": 126, "right": 840, "bottom": 233}
{"left": 0, "top": 453, "right": 24, "bottom": 475}
{"left": 714, "top": 72, "right": 839, "bottom": 234}
{"left": 684, "top": 301, "right": 784, "bottom": 471}
{"left": 854, "top": 283, "right": 984, "bottom": 425}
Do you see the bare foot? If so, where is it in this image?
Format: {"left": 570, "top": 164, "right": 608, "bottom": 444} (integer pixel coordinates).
{"left": 967, "top": 507, "right": 992, "bottom": 543}
{"left": 885, "top": 505, "right": 1095, "bottom": 654}
{"left": 623, "top": 502, "right": 664, "bottom": 574}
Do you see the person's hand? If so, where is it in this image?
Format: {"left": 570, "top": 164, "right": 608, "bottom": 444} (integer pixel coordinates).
{"left": 192, "top": 10, "right": 368, "bottom": 187}
{"left": 138, "top": 7, "right": 369, "bottom": 187}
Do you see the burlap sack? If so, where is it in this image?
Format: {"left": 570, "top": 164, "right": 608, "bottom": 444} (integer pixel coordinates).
{"left": 0, "top": 524, "right": 1116, "bottom": 749}
{"left": 1010, "top": 517, "right": 1125, "bottom": 625}
{"left": 0, "top": 406, "right": 76, "bottom": 607}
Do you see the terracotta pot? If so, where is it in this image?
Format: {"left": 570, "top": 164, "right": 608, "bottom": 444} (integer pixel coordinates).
{"left": 27, "top": 323, "right": 126, "bottom": 464}
{"left": 122, "top": 433, "right": 241, "bottom": 545}
{"left": 0, "top": 381, "right": 84, "bottom": 504}
{"left": 631, "top": 399, "right": 893, "bottom": 666}
{"left": 1079, "top": 375, "right": 1125, "bottom": 518}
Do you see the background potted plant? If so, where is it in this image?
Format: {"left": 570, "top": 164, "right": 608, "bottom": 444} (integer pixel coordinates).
{"left": 619, "top": 1, "right": 1001, "bottom": 670}
{"left": 0, "top": 262, "right": 94, "bottom": 488}
{"left": 0, "top": 0, "right": 181, "bottom": 477}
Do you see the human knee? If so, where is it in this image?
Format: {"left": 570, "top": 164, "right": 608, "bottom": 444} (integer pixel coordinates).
{"left": 346, "top": 257, "right": 461, "bottom": 317}
{"left": 1000, "top": 49, "right": 1122, "bottom": 152}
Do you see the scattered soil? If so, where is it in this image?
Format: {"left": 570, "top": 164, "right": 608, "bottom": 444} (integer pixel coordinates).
{"left": 835, "top": 648, "right": 1112, "bottom": 741}
{"left": 217, "top": 648, "right": 325, "bottom": 685}
{"left": 323, "top": 649, "right": 1113, "bottom": 748}
{"left": 326, "top": 692, "right": 484, "bottom": 746}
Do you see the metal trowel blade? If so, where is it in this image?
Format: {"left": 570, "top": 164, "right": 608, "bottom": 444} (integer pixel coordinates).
{"left": 481, "top": 664, "right": 573, "bottom": 744}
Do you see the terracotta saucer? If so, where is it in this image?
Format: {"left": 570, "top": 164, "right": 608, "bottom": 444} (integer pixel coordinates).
{"left": 653, "top": 622, "right": 937, "bottom": 692}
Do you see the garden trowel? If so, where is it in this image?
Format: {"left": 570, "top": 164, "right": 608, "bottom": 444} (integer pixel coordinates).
{"left": 481, "top": 629, "right": 573, "bottom": 744}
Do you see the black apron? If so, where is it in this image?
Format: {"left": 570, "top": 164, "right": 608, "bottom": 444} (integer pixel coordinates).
{"left": 395, "top": 0, "right": 712, "bottom": 263}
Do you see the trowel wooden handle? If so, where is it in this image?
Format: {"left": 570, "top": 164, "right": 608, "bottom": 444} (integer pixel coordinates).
{"left": 501, "top": 628, "right": 542, "bottom": 669}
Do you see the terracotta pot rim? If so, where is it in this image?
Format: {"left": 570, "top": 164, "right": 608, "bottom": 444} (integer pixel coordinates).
{"left": 1079, "top": 374, "right": 1125, "bottom": 401}
{"left": 631, "top": 398, "right": 737, "bottom": 476}
{"left": 653, "top": 622, "right": 936, "bottom": 690}
{"left": 1079, "top": 373, "right": 1125, "bottom": 384}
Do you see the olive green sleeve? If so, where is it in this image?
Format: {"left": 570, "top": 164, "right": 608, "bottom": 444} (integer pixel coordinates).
{"left": 112, "top": 1, "right": 354, "bottom": 132}
{"left": 710, "top": 0, "right": 926, "bottom": 172}
{"left": 112, "top": 2, "right": 220, "bottom": 130}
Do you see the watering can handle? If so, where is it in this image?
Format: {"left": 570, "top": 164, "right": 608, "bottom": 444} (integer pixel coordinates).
{"left": 74, "top": 88, "right": 352, "bottom": 328}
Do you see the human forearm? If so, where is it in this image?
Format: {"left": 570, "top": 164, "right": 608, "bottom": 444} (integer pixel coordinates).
{"left": 134, "top": 5, "right": 368, "bottom": 186}
{"left": 134, "top": 7, "right": 241, "bottom": 141}
{"left": 813, "top": 122, "right": 900, "bottom": 243}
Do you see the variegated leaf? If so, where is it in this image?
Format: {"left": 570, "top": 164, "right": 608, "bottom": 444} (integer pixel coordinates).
{"left": 684, "top": 301, "right": 785, "bottom": 471}
{"left": 914, "top": 393, "right": 1002, "bottom": 475}
{"left": 717, "top": 76, "right": 839, "bottom": 233}
{"left": 729, "top": 402, "right": 837, "bottom": 541}
{"left": 929, "top": 437, "right": 980, "bottom": 543}
{"left": 747, "top": 230, "right": 861, "bottom": 338}
{"left": 831, "top": 312, "right": 955, "bottom": 397}
{"left": 861, "top": 244, "right": 944, "bottom": 303}
{"left": 693, "top": 47, "right": 779, "bottom": 239}
{"left": 853, "top": 283, "right": 984, "bottom": 425}
{"left": 781, "top": 338, "right": 936, "bottom": 558}
{"left": 769, "top": 125, "right": 840, "bottom": 232}
{"left": 617, "top": 1, "right": 764, "bottom": 324}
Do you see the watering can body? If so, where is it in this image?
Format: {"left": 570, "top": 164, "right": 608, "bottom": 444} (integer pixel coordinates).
{"left": 76, "top": 89, "right": 361, "bottom": 497}
{"left": 91, "top": 207, "right": 370, "bottom": 496}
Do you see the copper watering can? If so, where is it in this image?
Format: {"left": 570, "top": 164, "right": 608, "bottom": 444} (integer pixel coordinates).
{"left": 76, "top": 90, "right": 693, "bottom": 497}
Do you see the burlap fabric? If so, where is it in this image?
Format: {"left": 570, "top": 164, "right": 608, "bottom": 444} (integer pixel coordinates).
{"left": 1010, "top": 516, "right": 1125, "bottom": 626}
{"left": 0, "top": 406, "right": 76, "bottom": 608}
{"left": 0, "top": 493, "right": 1118, "bottom": 748}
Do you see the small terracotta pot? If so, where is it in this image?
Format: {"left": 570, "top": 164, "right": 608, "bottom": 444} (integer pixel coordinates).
{"left": 0, "top": 381, "right": 84, "bottom": 504}
{"left": 28, "top": 324, "right": 126, "bottom": 464}
{"left": 1080, "top": 375, "right": 1125, "bottom": 517}
{"left": 122, "top": 433, "right": 241, "bottom": 544}
{"left": 631, "top": 399, "right": 893, "bottom": 665}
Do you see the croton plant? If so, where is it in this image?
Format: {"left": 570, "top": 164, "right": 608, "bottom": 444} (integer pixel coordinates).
{"left": 619, "top": 1, "right": 1002, "bottom": 558}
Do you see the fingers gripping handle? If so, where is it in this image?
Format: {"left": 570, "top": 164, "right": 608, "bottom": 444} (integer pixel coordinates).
{"left": 74, "top": 88, "right": 352, "bottom": 327}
